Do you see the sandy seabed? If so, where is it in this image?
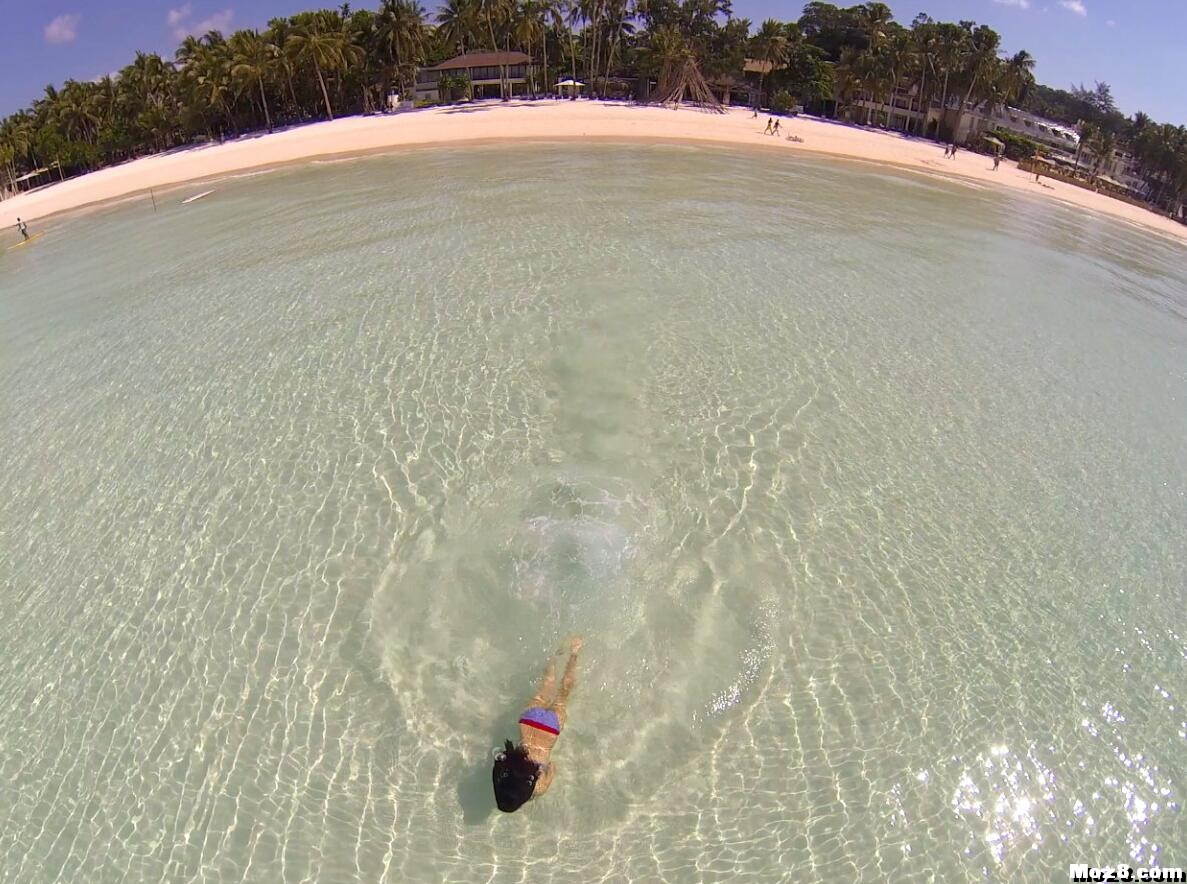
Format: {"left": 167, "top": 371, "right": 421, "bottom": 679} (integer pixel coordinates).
{"left": 3, "top": 100, "right": 1184, "bottom": 243}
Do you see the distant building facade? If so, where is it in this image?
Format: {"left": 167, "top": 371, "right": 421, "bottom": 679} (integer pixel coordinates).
{"left": 415, "top": 52, "right": 539, "bottom": 102}
{"left": 850, "top": 86, "right": 927, "bottom": 133}
{"left": 846, "top": 80, "right": 1080, "bottom": 155}
{"left": 1103, "top": 149, "right": 1148, "bottom": 196}
{"left": 707, "top": 60, "right": 773, "bottom": 107}
{"left": 959, "top": 105, "right": 1080, "bottom": 153}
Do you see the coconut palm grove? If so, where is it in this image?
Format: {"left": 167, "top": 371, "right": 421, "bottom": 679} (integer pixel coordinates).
{"left": 1, "top": 1, "right": 1185, "bottom": 214}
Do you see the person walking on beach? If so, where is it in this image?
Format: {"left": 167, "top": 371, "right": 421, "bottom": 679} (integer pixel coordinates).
{"left": 772, "top": 119, "right": 781, "bottom": 136}
{"left": 16, "top": 217, "right": 28, "bottom": 241}
{"left": 492, "top": 636, "right": 583, "bottom": 813}
{"left": 993, "top": 153, "right": 1001, "bottom": 171}
{"left": 950, "top": 143, "right": 958, "bottom": 159}
{"left": 764, "top": 118, "right": 774, "bottom": 135}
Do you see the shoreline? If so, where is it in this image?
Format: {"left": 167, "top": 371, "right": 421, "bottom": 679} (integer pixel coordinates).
{"left": 4, "top": 101, "right": 1185, "bottom": 243}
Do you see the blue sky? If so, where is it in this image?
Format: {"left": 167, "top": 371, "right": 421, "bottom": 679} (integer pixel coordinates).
{"left": 1, "top": 0, "right": 1183, "bottom": 124}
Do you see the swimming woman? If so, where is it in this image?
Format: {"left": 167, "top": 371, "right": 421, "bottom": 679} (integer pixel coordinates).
{"left": 492, "top": 636, "right": 582, "bottom": 812}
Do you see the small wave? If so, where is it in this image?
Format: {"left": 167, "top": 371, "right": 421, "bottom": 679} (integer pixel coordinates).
{"left": 219, "top": 167, "right": 281, "bottom": 181}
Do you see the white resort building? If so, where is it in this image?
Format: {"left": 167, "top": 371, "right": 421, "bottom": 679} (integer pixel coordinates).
{"left": 958, "top": 105, "right": 1079, "bottom": 153}
{"left": 849, "top": 86, "right": 1079, "bottom": 154}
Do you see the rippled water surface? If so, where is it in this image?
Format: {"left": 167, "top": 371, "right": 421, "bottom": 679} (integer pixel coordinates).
{"left": 2, "top": 145, "right": 1185, "bottom": 881}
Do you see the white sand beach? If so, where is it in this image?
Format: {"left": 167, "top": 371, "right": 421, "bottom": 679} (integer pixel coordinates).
{"left": 4, "top": 100, "right": 1185, "bottom": 242}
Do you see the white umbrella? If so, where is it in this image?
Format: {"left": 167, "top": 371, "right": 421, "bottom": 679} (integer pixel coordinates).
{"left": 555, "top": 79, "right": 585, "bottom": 88}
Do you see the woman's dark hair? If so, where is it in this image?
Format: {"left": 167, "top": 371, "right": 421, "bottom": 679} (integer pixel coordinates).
{"left": 492, "top": 740, "right": 539, "bottom": 813}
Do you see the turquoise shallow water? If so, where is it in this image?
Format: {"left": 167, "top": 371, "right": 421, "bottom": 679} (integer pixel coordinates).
{"left": 1, "top": 145, "right": 1185, "bottom": 881}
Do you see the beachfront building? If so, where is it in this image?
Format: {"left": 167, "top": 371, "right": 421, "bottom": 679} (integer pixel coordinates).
{"left": 847, "top": 81, "right": 1079, "bottom": 155}
{"left": 414, "top": 52, "right": 539, "bottom": 102}
{"left": 1102, "top": 148, "right": 1149, "bottom": 196}
{"left": 850, "top": 87, "right": 928, "bottom": 132}
{"left": 957, "top": 105, "right": 1079, "bottom": 153}
{"left": 705, "top": 60, "right": 780, "bottom": 108}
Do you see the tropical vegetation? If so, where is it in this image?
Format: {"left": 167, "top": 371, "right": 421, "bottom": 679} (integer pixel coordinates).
{"left": 1, "top": 1, "right": 1184, "bottom": 216}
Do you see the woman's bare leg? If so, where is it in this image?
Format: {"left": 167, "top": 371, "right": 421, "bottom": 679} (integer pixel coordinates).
{"left": 553, "top": 636, "right": 583, "bottom": 727}
{"left": 529, "top": 657, "right": 558, "bottom": 708}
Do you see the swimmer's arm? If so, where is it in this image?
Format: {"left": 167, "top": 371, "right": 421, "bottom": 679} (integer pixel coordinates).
{"left": 535, "top": 761, "right": 556, "bottom": 796}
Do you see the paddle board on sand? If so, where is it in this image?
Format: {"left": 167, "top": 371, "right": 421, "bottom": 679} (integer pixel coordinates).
{"left": 182, "top": 190, "right": 214, "bottom": 204}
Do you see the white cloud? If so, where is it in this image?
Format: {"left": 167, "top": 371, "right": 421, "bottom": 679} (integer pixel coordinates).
{"left": 1106, "top": 18, "right": 1116, "bottom": 26}
{"left": 167, "top": 4, "right": 192, "bottom": 27}
{"left": 194, "top": 9, "right": 234, "bottom": 34}
{"left": 993, "top": 0, "right": 1031, "bottom": 8}
{"left": 1059, "top": 0, "right": 1087, "bottom": 15}
{"left": 169, "top": 5, "right": 233, "bottom": 40}
{"left": 44, "top": 13, "right": 80, "bottom": 44}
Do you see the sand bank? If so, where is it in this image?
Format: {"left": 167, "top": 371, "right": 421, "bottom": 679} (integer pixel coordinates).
{"left": 3, "top": 100, "right": 1184, "bottom": 242}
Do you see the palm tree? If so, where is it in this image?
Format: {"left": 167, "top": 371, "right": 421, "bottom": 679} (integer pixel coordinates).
{"left": 553, "top": 0, "right": 580, "bottom": 95}
{"left": 1087, "top": 127, "right": 1117, "bottom": 180}
{"left": 581, "top": 0, "right": 629, "bottom": 96}
{"left": 907, "top": 15, "right": 938, "bottom": 135}
{"left": 338, "top": 15, "right": 369, "bottom": 109}
{"left": 342, "top": 9, "right": 381, "bottom": 113}
{"left": 91, "top": 75, "right": 120, "bottom": 134}
{"left": 1132, "top": 123, "right": 1181, "bottom": 207}
{"left": 3, "top": 112, "right": 37, "bottom": 171}
{"left": 0, "top": 140, "right": 15, "bottom": 192}
{"left": 858, "top": 2, "right": 893, "bottom": 54}
{"left": 851, "top": 46, "right": 893, "bottom": 126}
{"left": 1001, "top": 50, "right": 1035, "bottom": 107}
{"left": 827, "top": 38, "right": 885, "bottom": 125}
{"left": 57, "top": 81, "right": 99, "bottom": 145}
{"left": 195, "top": 41, "right": 236, "bottom": 135}
{"left": 513, "top": 2, "right": 548, "bottom": 93}
{"left": 750, "top": 19, "right": 788, "bottom": 110}
{"left": 436, "top": 0, "right": 482, "bottom": 54}
{"left": 129, "top": 51, "right": 173, "bottom": 111}
{"left": 476, "top": 0, "right": 513, "bottom": 98}
{"left": 266, "top": 18, "right": 304, "bottom": 118}
{"left": 1130, "top": 111, "right": 1151, "bottom": 136}
{"left": 173, "top": 30, "right": 235, "bottom": 136}
{"left": 229, "top": 30, "right": 278, "bottom": 131}
{"left": 176, "top": 35, "right": 206, "bottom": 69}
{"left": 577, "top": 0, "right": 598, "bottom": 92}
{"left": 854, "top": 30, "right": 908, "bottom": 128}
{"left": 538, "top": 0, "right": 561, "bottom": 92}
{"left": 641, "top": 23, "right": 688, "bottom": 94}
{"left": 289, "top": 21, "right": 351, "bottom": 119}
{"left": 834, "top": 47, "right": 863, "bottom": 121}
{"left": 930, "top": 22, "right": 967, "bottom": 141}
{"left": 116, "top": 52, "right": 180, "bottom": 151}
{"left": 1074, "top": 119, "right": 1098, "bottom": 173}
{"left": 599, "top": 0, "right": 633, "bottom": 91}
{"left": 380, "top": 0, "right": 429, "bottom": 97}
{"left": 951, "top": 23, "right": 1000, "bottom": 141}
